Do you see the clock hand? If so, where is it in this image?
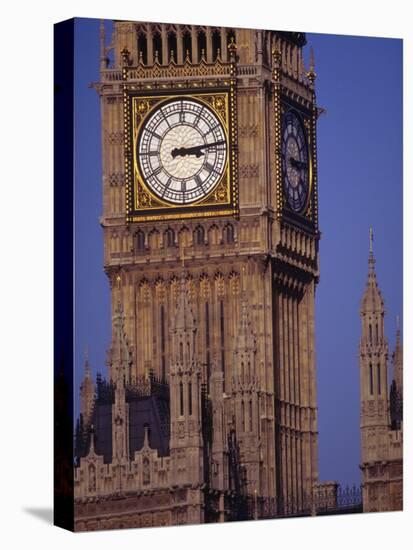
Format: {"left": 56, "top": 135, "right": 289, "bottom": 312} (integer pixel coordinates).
{"left": 171, "top": 140, "right": 226, "bottom": 159}
{"left": 289, "top": 157, "right": 308, "bottom": 170}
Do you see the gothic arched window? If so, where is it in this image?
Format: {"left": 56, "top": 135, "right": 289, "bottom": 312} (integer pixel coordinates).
{"left": 198, "top": 29, "right": 207, "bottom": 60}
{"left": 377, "top": 364, "right": 381, "bottom": 395}
{"left": 142, "top": 457, "right": 150, "bottom": 485}
{"left": 369, "top": 363, "right": 373, "bottom": 395}
{"left": 194, "top": 226, "right": 205, "bottom": 245}
{"left": 188, "top": 382, "right": 192, "bottom": 416}
{"left": 182, "top": 30, "right": 192, "bottom": 61}
{"left": 212, "top": 29, "right": 221, "bottom": 60}
{"left": 168, "top": 31, "right": 177, "bottom": 61}
{"left": 137, "top": 33, "right": 148, "bottom": 65}
{"left": 135, "top": 230, "right": 145, "bottom": 251}
{"left": 179, "top": 381, "right": 184, "bottom": 416}
{"left": 88, "top": 464, "right": 96, "bottom": 492}
{"left": 224, "top": 224, "right": 234, "bottom": 243}
{"left": 153, "top": 32, "right": 163, "bottom": 64}
{"left": 165, "top": 228, "right": 175, "bottom": 248}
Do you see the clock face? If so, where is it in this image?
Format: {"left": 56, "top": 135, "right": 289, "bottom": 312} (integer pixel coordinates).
{"left": 281, "top": 110, "right": 310, "bottom": 212}
{"left": 137, "top": 98, "right": 227, "bottom": 205}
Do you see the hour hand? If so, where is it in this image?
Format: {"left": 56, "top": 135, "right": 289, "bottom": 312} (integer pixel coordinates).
{"left": 171, "top": 140, "right": 226, "bottom": 159}
{"left": 171, "top": 145, "right": 205, "bottom": 158}
{"left": 289, "top": 157, "right": 308, "bottom": 170}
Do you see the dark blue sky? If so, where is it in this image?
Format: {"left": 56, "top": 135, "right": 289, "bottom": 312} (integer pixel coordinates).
{"left": 74, "top": 19, "right": 403, "bottom": 488}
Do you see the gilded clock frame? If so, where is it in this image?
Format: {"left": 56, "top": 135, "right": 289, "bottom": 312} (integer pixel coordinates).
{"left": 124, "top": 87, "right": 238, "bottom": 223}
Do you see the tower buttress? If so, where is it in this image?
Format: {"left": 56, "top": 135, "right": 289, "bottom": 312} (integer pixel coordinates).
{"left": 390, "top": 318, "right": 403, "bottom": 430}
{"left": 79, "top": 349, "right": 95, "bottom": 426}
{"left": 359, "top": 229, "right": 389, "bottom": 464}
{"left": 169, "top": 271, "right": 204, "bottom": 487}
{"left": 392, "top": 318, "right": 403, "bottom": 394}
{"left": 210, "top": 356, "right": 227, "bottom": 492}
{"left": 108, "top": 299, "right": 132, "bottom": 468}
{"left": 231, "top": 270, "right": 260, "bottom": 495}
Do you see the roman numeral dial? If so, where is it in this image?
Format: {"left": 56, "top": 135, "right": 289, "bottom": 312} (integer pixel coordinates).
{"left": 137, "top": 97, "right": 227, "bottom": 205}
{"left": 281, "top": 110, "right": 310, "bottom": 213}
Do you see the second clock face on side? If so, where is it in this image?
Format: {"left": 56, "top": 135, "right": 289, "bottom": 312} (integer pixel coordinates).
{"left": 137, "top": 98, "right": 227, "bottom": 205}
{"left": 281, "top": 110, "right": 310, "bottom": 213}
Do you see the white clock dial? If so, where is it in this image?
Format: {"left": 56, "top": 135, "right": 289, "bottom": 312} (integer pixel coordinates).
{"left": 137, "top": 98, "right": 227, "bottom": 205}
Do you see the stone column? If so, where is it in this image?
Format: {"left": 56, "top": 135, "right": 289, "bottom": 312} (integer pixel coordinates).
{"left": 191, "top": 26, "right": 198, "bottom": 64}
{"left": 176, "top": 25, "right": 183, "bottom": 64}
{"left": 146, "top": 24, "right": 154, "bottom": 65}
{"left": 220, "top": 27, "right": 227, "bottom": 62}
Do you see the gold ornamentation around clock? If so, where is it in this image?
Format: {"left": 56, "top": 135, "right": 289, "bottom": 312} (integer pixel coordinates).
{"left": 124, "top": 88, "right": 238, "bottom": 223}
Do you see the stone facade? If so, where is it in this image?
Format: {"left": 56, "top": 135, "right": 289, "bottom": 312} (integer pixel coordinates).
{"left": 359, "top": 233, "right": 403, "bottom": 512}
{"left": 74, "top": 22, "right": 322, "bottom": 530}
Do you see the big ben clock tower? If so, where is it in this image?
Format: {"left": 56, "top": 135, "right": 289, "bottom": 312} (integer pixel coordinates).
{"left": 85, "top": 20, "right": 320, "bottom": 526}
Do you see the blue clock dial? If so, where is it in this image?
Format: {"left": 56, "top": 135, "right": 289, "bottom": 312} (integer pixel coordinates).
{"left": 281, "top": 111, "right": 309, "bottom": 213}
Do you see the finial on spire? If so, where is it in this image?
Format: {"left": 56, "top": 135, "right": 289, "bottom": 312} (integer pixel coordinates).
{"left": 309, "top": 46, "right": 315, "bottom": 73}
{"left": 84, "top": 346, "right": 91, "bottom": 379}
{"left": 306, "top": 46, "right": 317, "bottom": 84}
{"left": 369, "top": 227, "right": 374, "bottom": 254}
{"left": 99, "top": 19, "right": 107, "bottom": 71}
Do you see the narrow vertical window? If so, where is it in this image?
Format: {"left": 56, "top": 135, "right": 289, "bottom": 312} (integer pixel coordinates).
{"left": 160, "top": 304, "right": 166, "bottom": 381}
{"left": 220, "top": 299, "right": 225, "bottom": 391}
{"left": 241, "top": 401, "right": 245, "bottom": 432}
{"left": 375, "top": 323, "right": 379, "bottom": 342}
{"left": 179, "top": 381, "right": 184, "bottom": 416}
{"left": 377, "top": 364, "right": 381, "bottom": 395}
{"left": 369, "top": 363, "right": 374, "bottom": 395}
{"left": 168, "top": 32, "right": 177, "bottom": 60}
{"left": 188, "top": 382, "right": 193, "bottom": 415}
{"left": 179, "top": 341, "right": 183, "bottom": 363}
{"left": 182, "top": 31, "right": 192, "bottom": 60}
{"left": 198, "top": 29, "right": 207, "bottom": 59}
{"left": 205, "top": 301, "right": 210, "bottom": 386}
{"left": 153, "top": 33, "right": 163, "bottom": 64}
{"left": 137, "top": 33, "right": 148, "bottom": 65}
{"left": 369, "top": 324, "right": 372, "bottom": 341}
{"left": 212, "top": 30, "right": 221, "bottom": 60}
{"left": 249, "top": 401, "right": 253, "bottom": 432}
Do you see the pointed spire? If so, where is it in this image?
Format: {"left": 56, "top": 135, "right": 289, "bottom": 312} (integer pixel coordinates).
{"left": 361, "top": 227, "right": 384, "bottom": 313}
{"left": 306, "top": 46, "right": 317, "bottom": 85}
{"left": 309, "top": 46, "right": 315, "bottom": 73}
{"left": 99, "top": 19, "right": 106, "bottom": 70}
{"left": 83, "top": 346, "right": 91, "bottom": 380}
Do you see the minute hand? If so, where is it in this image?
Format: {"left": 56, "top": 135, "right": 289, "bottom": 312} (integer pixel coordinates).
{"left": 171, "top": 140, "right": 226, "bottom": 159}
